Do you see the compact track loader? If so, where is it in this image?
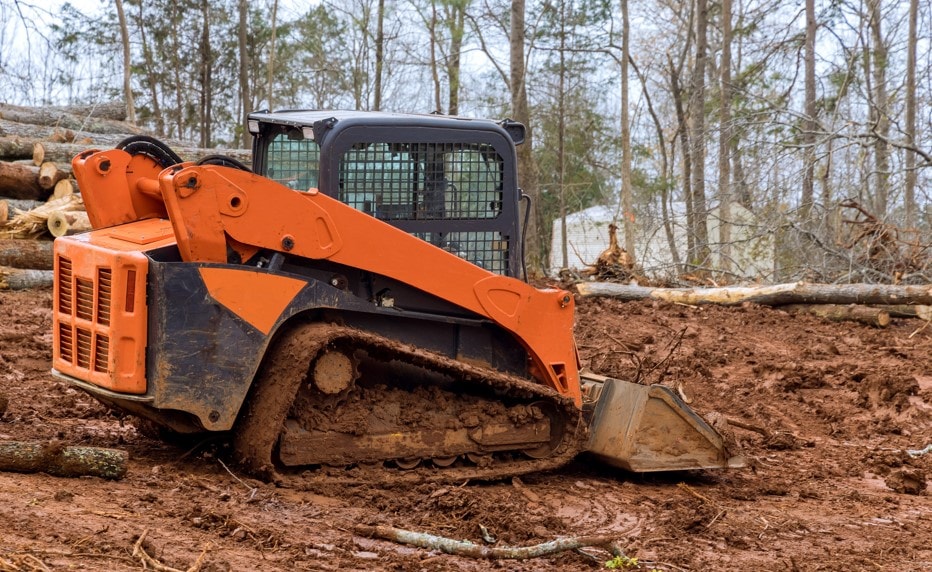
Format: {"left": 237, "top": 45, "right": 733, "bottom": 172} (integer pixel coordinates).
{"left": 51, "top": 110, "right": 742, "bottom": 480}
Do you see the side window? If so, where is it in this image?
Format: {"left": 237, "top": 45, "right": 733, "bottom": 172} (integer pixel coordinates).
{"left": 338, "top": 142, "right": 503, "bottom": 220}
{"left": 445, "top": 147, "right": 502, "bottom": 219}
{"left": 337, "top": 140, "right": 509, "bottom": 275}
{"left": 339, "top": 143, "right": 420, "bottom": 218}
{"left": 266, "top": 132, "right": 321, "bottom": 191}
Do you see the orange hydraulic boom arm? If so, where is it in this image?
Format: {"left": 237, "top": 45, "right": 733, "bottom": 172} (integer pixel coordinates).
{"left": 156, "top": 164, "right": 582, "bottom": 406}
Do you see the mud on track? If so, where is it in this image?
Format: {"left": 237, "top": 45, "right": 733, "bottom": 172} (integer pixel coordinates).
{"left": 0, "top": 289, "right": 929, "bottom": 571}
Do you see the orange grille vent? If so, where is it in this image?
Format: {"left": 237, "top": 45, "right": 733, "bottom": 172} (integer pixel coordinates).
{"left": 76, "top": 328, "right": 92, "bottom": 369}
{"left": 97, "top": 268, "right": 112, "bottom": 326}
{"left": 58, "top": 257, "right": 73, "bottom": 314}
{"left": 76, "top": 278, "right": 94, "bottom": 321}
{"left": 52, "top": 219, "right": 169, "bottom": 395}
{"left": 58, "top": 322, "right": 73, "bottom": 362}
{"left": 94, "top": 333, "right": 110, "bottom": 373}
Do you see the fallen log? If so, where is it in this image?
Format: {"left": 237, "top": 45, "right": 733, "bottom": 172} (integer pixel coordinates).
{"left": 0, "top": 135, "right": 251, "bottom": 164}
{"left": 0, "top": 103, "right": 142, "bottom": 136}
{"left": 0, "top": 160, "right": 47, "bottom": 200}
{"left": 575, "top": 281, "right": 932, "bottom": 306}
{"left": 45, "top": 101, "right": 127, "bottom": 121}
{"left": 0, "top": 441, "right": 127, "bottom": 479}
{"left": 0, "top": 266, "right": 53, "bottom": 289}
{"left": 4, "top": 194, "right": 84, "bottom": 238}
{"left": 38, "top": 161, "right": 68, "bottom": 190}
{"left": 354, "top": 524, "right": 617, "bottom": 560}
{"left": 0, "top": 199, "right": 43, "bottom": 223}
{"left": 881, "top": 304, "right": 932, "bottom": 321}
{"left": 48, "top": 210, "right": 90, "bottom": 237}
{"left": 0, "top": 238, "right": 53, "bottom": 270}
{"left": 782, "top": 304, "right": 891, "bottom": 327}
{"left": 32, "top": 142, "right": 43, "bottom": 165}
{"left": 52, "top": 178, "right": 77, "bottom": 199}
{"left": 0, "top": 120, "right": 129, "bottom": 148}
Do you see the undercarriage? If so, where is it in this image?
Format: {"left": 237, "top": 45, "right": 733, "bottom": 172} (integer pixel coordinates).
{"left": 232, "top": 322, "right": 585, "bottom": 483}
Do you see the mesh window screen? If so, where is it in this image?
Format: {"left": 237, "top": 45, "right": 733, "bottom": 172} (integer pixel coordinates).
{"left": 339, "top": 142, "right": 503, "bottom": 221}
{"left": 266, "top": 135, "right": 321, "bottom": 191}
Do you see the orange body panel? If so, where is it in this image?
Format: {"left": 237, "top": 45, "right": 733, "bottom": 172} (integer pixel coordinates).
{"left": 52, "top": 219, "right": 178, "bottom": 394}
{"left": 157, "top": 166, "right": 582, "bottom": 405}
{"left": 199, "top": 268, "right": 307, "bottom": 335}
{"left": 72, "top": 149, "right": 169, "bottom": 229}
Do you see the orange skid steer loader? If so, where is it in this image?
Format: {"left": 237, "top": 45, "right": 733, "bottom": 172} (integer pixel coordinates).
{"left": 52, "top": 110, "right": 742, "bottom": 480}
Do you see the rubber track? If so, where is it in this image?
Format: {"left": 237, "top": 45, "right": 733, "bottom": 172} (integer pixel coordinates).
{"left": 233, "top": 322, "right": 586, "bottom": 485}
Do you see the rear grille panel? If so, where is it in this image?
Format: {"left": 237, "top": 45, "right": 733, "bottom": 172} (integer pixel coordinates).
{"left": 52, "top": 229, "right": 151, "bottom": 394}
{"left": 55, "top": 258, "right": 115, "bottom": 377}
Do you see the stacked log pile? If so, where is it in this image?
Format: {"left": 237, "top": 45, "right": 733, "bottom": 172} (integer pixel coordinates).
{"left": 0, "top": 101, "right": 248, "bottom": 290}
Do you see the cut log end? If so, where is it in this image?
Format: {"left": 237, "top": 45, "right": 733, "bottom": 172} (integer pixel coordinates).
{"left": 48, "top": 210, "right": 91, "bottom": 237}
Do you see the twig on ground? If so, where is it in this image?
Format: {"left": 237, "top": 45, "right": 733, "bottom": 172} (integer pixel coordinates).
{"left": 676, "top": 483, "right": 713, "bottom": 504}
{"left": 354, "top": 524, "right": 619, "bottom": 560}
{"left": 642, "top": 327, "right": 687, "bottom": 384}
{"left": 726, "top": 417, "right": 772, "bottom": 439}
{"left": 132, "top": 529, "right": 211, "bottom": 572}
{"left": 907, "top": 444, "right": 932, "bottom": 458}
{"left": 218, "top": 458, "right": 258, "bottom": 496}
{"left": 908, "top": 317, "right": 931, "bottom": 339}
{"left": 133, "top": 529, "right": 183, "bottom": 572}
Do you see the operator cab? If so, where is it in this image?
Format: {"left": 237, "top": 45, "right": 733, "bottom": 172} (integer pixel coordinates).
{"left": 247, "top": 110, "right": 525, "bottom": 278}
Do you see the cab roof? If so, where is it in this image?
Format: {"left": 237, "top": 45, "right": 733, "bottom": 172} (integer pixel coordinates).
{"left": 247, "top": 109, "right": 525, "bottom": 144}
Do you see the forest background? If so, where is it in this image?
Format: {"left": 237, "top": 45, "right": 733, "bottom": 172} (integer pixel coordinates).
{"left": 0, "top": 0, "right": 929, "bottom": 282}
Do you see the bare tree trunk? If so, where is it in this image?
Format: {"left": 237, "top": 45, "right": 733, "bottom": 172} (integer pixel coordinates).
{"left": 620, "top": 0, "right": 635, "bottom": 258}
{"left": 558, "top": 0, "right": 568, "bottom": 269}
{"left": 169, "top": 3, "right": 185, "bottom": 140}
{"left": 446, "top": 0, "right": 466, "bottom": 116}
{"left": 374, "top": 0, "right": 385, "bottom": 110}
{"left": 868, "top": 0, "right": 889, "bottom": 217}
{"left": 510, "top": 0, "right": 542, "bottom": 273}
{"left": 801, "top": 0, "right": 815, "bottom": 218}
{"left": 631, "top": 59, "right": 680, "bottom": 273}
{"left": 688, "top": 0, "right": 710, "bottom": 268}
{"left": 238, "top": 0, "right": 252, "bottom": 148}
{"left": 199, "top": 0, "right": 213, "bottom": 148}
{"left": 669, "top": 57, "right": 693, "bottom": 259}
{"left": 718, "top": 0, "right": 733, "bottom": 273}
{"left": 137, "top": 3, "right": 164, "bottom": 136}
{"left": 429, "top": 2, "right": 442, "bottom": 113}
{"left": 904, "top": 0, "right": 918, "bottom": 227}
{"left": 268, "top": 0, "right": 279, "bottom": 111}
{"left": 114, "top": 0, "right": 136, "bottom": 126}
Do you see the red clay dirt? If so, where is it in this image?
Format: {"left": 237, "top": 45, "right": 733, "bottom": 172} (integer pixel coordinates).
{"left": 0, "top": 288, "right": 930, "bottom": 571}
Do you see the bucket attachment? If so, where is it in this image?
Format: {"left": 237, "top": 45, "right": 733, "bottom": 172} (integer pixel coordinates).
{"left": 582, "top": 373, "right": 744, "bottom": 472}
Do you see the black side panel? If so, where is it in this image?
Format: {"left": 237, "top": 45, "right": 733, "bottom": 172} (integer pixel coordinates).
{"left": 145, "top": 259, "right": 532, "bottom": 432}
{"left": 147, "top": 262, "right": 270, "bottom": 431}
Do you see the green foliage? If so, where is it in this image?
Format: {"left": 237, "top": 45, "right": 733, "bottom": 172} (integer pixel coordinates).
{"left": 604, "top": 554, "right": 639, "bottom": 569}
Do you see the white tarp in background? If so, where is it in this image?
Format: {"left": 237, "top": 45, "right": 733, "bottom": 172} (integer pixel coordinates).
{"left": 549, "top": 201, "right": 775, "bottom": 281}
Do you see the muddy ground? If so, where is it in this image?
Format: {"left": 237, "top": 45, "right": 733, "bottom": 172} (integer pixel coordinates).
{"left": 0, "top": 288, "right": 930, "bottom": 571}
